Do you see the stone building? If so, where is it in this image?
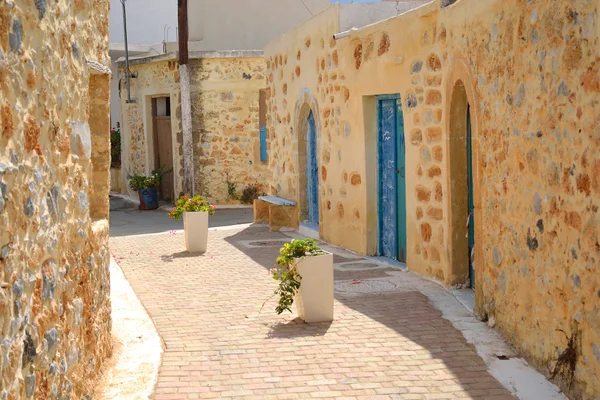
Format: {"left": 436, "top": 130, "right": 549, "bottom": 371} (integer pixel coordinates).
{"left": 116, "top": 0, "right": 425, "bottom": 203}
{"left": 0, "top": 0, "right": 112, "bottom": 398}
{"left": 118, "top": 51, "right": 271, "bottom": 203}
{"left": 264, "top": 0, "right": 599, "bottom": 397}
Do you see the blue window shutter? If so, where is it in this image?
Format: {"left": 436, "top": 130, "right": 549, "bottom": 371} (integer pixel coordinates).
{"left": 260, "top": 126, "right": 268, "bottom": 162}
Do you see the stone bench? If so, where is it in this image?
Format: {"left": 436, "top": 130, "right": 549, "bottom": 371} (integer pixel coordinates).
{"left": 253, "top": 196, "right": 299, "bottom": 232}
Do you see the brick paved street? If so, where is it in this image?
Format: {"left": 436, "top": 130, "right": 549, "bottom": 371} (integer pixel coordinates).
{"left": 109, "top": 220, "right": 517, "bottom": 400}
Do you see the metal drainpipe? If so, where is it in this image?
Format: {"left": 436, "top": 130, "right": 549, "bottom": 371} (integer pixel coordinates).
{"left": 121, "top": 0, "right": 134, "bottom": 103}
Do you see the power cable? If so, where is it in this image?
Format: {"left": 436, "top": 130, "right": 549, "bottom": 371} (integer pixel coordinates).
{"left": 299, "top": 0, "right": 314, "bottom": 16}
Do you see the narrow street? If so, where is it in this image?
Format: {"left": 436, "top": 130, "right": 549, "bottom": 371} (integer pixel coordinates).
{"left": 107, "top": 199, "right": 562, "bottom": 400}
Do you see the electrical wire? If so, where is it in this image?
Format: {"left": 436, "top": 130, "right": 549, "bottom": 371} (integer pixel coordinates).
{"left": 299, "top": 0, "right": 314, "bottom": 16}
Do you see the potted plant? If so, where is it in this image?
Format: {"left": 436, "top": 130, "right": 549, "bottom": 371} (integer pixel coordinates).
{"left": 270, "top": 239, "right": 334, "bottom": 323}
{"left": 169, "top": 194, "right": 216, "bottom": 253}
{"left": 128, "top": 165, "right": 172, "bottom": 210}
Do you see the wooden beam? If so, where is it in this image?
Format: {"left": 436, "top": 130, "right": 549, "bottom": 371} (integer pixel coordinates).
{"left": 178, "top": 0, "right": 189, "bottom": 65}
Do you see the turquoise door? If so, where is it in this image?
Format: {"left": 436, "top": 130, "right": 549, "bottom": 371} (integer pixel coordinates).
{"left": 307, "top": 110, "right": 319, "bottom": 225}
{"left": 467, "top": 105, "right": 475, "bottom": 288}
{"left": 377, "top": 95, "right": 406, "bottom": 262}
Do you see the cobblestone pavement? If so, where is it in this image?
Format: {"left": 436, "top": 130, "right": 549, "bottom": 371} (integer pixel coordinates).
{"left": 110, "top": 225, "right": 515, "bottom": 400}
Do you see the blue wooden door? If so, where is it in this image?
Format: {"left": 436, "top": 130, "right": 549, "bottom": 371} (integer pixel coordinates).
{"left": 467, "top": 105, "right": 475, "bottom": 288}
{"left": 307, "top": 111, "right": 319, "bottom": 225}
{"left": 377, "top": 96, "right": 406, "bottom": 262}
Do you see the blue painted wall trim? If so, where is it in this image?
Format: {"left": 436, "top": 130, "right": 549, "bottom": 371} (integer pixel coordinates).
{"left": 259, "top": 126, "right": 268, "bottom": 162}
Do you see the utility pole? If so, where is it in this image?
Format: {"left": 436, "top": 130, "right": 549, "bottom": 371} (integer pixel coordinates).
{"left": 121, "top": 0, "right": 135, "bottom": 103}
{"left": 178, "top": 0, "right": 194, "bottom": 195}
{"left": 178, "top": 0, "right": 189, "bottom": 65}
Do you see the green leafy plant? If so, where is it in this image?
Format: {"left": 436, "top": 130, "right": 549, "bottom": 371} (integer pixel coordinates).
{"left": 128, "top": 165, "right": 172, "bottom": 192}
{"left": 227, "top": 179, "right": 239, "bottom": 200}
{"left": 110, "top": 123, "right": 121, "bottom": 168}
{"left": 169, "top": 194, "right": 216, "bottom": 220}
{"left": 240, "top": 183, "right": 265, "bottom": 205}
{"left": 270, "top": 239, "right": 325, "bottom": 314}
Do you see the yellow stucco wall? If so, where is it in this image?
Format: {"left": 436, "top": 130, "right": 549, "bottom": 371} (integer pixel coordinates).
{"left": 265, "top": 0, "right": 600, "bottom": 397}
{"left": 0, "top": 0, "right": 112, "bottom": 397}
{"left": 189, "top": 57, "right": 271, "bottom": 203}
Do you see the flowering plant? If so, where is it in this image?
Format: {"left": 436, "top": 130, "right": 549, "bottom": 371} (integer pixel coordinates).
{"left": 110, "top": 123, "right": 121, "bottom": 168}
{"left": 270, "top": 239, "right": 324, "bottom": 314}
{"left": 168, "top": 194, "right": 216, "bottom": 220}
{"left": 240, "top": 183, "right": 265, "bottom": 204}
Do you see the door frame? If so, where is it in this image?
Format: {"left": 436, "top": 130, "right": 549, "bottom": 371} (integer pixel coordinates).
{"left": 143, "top": 93, "right": 178, "bottom": 201}
{"left": 306, "top": 110, "right": 319, "bottom": 225}
{"left": 294, "top": 89, "right": 321, "bottom": 226}
{"left": 376, "top": 94, "right": 407, "bottom": 262}
{"left": 467, "top": 104, "right": 475, "bottom": 288}
{"left": 445, "top": 58, "right": 484, "bottom": 314}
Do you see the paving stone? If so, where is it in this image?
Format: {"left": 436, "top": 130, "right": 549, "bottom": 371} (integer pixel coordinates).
{"left": 110, "top": 226, "right": 513, "bottom": 399}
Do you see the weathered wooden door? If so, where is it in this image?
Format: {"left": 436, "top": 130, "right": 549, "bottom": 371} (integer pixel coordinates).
{"left": 153, "top": 115, "right": 174, "bottom": 202}
{"left": 307, "top": 110, "right": 319, "bottom": 225}
{"left": 467, "top": 105, "right": 475, "bottom": 288}
{"left": 377, "top": 95, "right": 406, "bottom": 262}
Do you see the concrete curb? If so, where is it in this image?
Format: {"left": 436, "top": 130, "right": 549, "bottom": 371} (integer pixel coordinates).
{"left": 93, "top": 257, "right": 164, "bottom": 400}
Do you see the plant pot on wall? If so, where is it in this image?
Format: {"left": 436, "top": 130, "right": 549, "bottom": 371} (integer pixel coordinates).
{"left": 294, "top": 252, "right": 334, "bottom": 323}
{"left": 183, "top": 211, "right": 209, "bottom": 253}
{"left": 138, "top": 187, "right": 159, "bottom": 210}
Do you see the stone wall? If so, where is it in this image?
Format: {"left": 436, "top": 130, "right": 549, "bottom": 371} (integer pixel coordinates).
{"left": 0, "top": 0, "right": 112, "bottom": 398}
{"left": 120, "top": 53, "right": 271, "bottom": 204}
{"left": 265, "top": 0, "right": 599, "bottom": 397}
{"left": 264, "top": 4, "right": 366, "bottom": 249}
{"left": 189, "top": 56, "right": 271, "bottom": 203}
{"left": 119, "top": 57, "right": 183, "bottom": 197}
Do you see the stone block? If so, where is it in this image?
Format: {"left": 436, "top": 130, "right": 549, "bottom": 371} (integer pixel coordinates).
{"left": 253, "top": 199, "right": 269, "bottom": 224}
{"left": 269, "top": 204, "right": 299, "bottom": 231}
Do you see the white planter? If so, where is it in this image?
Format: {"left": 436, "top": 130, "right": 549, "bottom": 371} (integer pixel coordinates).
{"left": 183, "top": 211, "right": 209, "bottom": 253}
{"left": 294, "top": 252, "right": 334, "bottom": 323}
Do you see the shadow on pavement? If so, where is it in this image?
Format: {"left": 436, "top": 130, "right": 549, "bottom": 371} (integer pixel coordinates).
{"left": 160, "top": 251, "right": 205, "bottom": 263}
{"left": 266, "top": 319, "right": 332, "bottom": 339}
{"left": 109, "top": 195, "right": 254, "bottom": 237}
{"left": 224, "top": 224, "right": 515, "bottom": 399}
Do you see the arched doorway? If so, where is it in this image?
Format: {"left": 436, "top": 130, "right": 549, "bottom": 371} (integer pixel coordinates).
{"left": 295, "top": 91, "right": 320, "bottom": 227}
{"left": 306, "top": 110, "right": 319, "bottom": 225}
{"left": 449, "top": 80, "right": 475, "bottom": 287}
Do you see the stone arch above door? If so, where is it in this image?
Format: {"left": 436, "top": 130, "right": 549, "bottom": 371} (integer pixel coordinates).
{"left": 294, "top": 89, "right": 321, "bottom": 223}
{"left": 445, "top": 54, "right": 484, "bottom": 312}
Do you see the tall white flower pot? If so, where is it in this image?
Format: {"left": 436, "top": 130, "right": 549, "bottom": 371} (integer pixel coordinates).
{"left": 183, "top": 211, "right": 209, "bottom": 253}
{"left": 294, "top": 252, "right": 334, "bottom": 323}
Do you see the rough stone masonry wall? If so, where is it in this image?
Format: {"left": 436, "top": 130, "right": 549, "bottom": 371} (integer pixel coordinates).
{"left": 264, "top": 5, "right": 346, "bottom": 233}
{"left": 266, "top": 0, "right": 599, "bottom": 397}
{"left": 0, "top": 0, "right": 112, "bottom": 398}
{"left": 190, "top": 57, "right": 271, "bottom": 204}
{"left": 119, "top": 58, "right": 183, "bottom": 197}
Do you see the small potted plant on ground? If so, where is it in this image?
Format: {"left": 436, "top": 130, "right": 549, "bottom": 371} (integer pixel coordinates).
{"left": 128, "top": 165, "right": 172, "bottom": 210}
{"left": 271, "top": 239, "right": 334, "bottom": 323}
{"left": 169, "top": 194, "right": 216, "bottom": 253}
